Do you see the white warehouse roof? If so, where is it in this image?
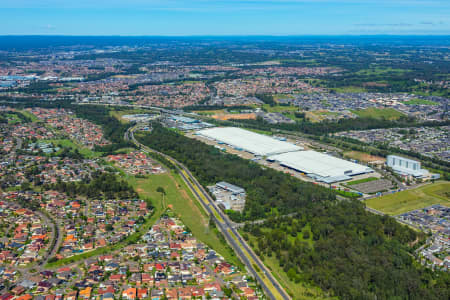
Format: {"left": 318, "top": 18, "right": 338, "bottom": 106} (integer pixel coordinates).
{"left": 268, "top": 150, "right": 373, "bottom": 182}
{"left": 197, "top": 127, "right": 302, "bottom": 156}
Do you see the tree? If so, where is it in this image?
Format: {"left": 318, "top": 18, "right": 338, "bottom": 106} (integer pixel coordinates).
{"left": 156, "top": 186, "right": 166, "bottom": 195}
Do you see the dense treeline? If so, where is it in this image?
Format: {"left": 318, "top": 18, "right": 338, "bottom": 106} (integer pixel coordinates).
{"left": 14, "top": 81, "right": 58, "bottom": 94}
{"left": 255, "top": 93, "right": 276, "bottom": 106}
{"left": 137, "top": 124, "right": 335, "bottom": 221}
{"left": 243, "top": 201, "right": 449, "bottom": 300}
{"left": 43, "top": 171, "right": 137, "bottom": 199}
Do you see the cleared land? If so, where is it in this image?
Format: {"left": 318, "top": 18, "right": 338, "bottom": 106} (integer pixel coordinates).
{"left": 212, "top": 113, "right": 256, "bottom": 120}
{"left": 352, "top": 108, "right": 405, "bottom": 120}
{"left": 305, "top": 110, "right": 339, "bottom": 122}
{"left": 343, "top": 151, "right": 385, "bottom": 163}
{"left": 365, "top": 181, "right": 450, "bottom": 215}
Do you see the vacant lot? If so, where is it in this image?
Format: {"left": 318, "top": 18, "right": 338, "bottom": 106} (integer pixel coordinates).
{"left": 352, "top": 108, "right": 405, "bottom": 120}
{"left": 212, "top": 113, "right": 256, "bottom": 120}
{"left": 365, "top": 181, "right": 450, "bottom": 215}
{"left": 343, "top": 151, "right": 385, "bottom": 163}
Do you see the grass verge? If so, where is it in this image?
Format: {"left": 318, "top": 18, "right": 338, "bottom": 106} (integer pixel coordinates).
{"left": 351, "top": 107, "right": 405, "bottom": 120}
{"left": 346, "top": 177, "right": 379, "bottom": 186}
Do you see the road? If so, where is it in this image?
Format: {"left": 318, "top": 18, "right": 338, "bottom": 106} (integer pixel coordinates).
{"left": 0, "top": 203, "right": 62, "bottom": 296}
{"left": 127, "top": 125, "right": 291, "bottom": 300}
{"left": 38, "top": 210, "right": 62, "bottom": 267}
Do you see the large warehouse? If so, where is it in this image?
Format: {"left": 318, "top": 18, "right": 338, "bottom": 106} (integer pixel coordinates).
{"left": 268, "top": 150, "right": 373, "bottom": 183}
{"left": 196, "top": 127, "right": 302, "bottom": 156}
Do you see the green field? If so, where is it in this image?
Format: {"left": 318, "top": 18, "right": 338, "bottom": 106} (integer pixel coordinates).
{"left": 335, "top": 189, "right": 360, "bottom": 199}
{"left": 330, "top": 86, "right": 367, "bottom": 93}
{"left": 113, "top": 147, "right": 135, "bottom": 154}
{"left": 127, "top": 172, "right": 240, "bottom": 266}
{"left": 283, "top": 112, "right": 305, "bottom": 122}
{"left": 346, "top": 177, "right": 378, "bottom": 186}
{"left": 40, "top": 139, "right": 102, "bottom": 158}
{"left": 405, "top": 99, "right": 439, "bottom": 106}
{"left": 352, "top": 107, "right": 405, "bottom": 120}
{"left": 365, "top": 181, "right": 450, "bottom": 215}
{"left": 19, "top": 110, "right": 40, "bottom": 122}
{"left": 261, "top": 104, "right": 301, "bottom": 113}
{"left": 273, "top": 94, "right": 295, "bottom": 101}
{"left": 6, "top": 113, "right": 21, "bottom": 124}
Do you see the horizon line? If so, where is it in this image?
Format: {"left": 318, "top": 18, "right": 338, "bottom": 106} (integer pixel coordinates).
{"left": 1, "top": 34, "right": 450, "bottom": 37}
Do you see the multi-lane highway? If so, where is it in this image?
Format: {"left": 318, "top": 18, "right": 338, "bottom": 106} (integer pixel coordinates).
{"left": 127, "top": 125, "right": 291, "bottom": 300}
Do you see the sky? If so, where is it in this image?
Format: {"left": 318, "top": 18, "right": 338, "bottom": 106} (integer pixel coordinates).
{"left": 0, "top": 0, "right": 449, "bottom": 36}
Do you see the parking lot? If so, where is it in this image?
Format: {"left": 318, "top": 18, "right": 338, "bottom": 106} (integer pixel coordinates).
{"left": 350, "top": 179, "right": 394, "bottom": 194}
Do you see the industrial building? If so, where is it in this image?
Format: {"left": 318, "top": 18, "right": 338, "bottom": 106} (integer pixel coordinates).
{"left": 386, "top": 155, "right": 438, "bottom": 179}
{"left": 196, "top": 127, "right": 302, "bottom": 156}
{"left": 121, "top": 114, "right": 157, "bottom": 122}
{"left": 268, "top": 150, "right": 373, "bottom": 183}
{"left": 208, "top": 181, "right": 246, "bottom": 212}
{"left": 196, "top": 127, "right": 374, "bottom": 183}
{"left": 163, "top": 115, "right": 213, "bottom": 131}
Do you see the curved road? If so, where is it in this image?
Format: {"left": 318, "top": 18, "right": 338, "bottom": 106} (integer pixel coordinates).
{"left": 127, "top": 125, "right": 290, "bottom": 300}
